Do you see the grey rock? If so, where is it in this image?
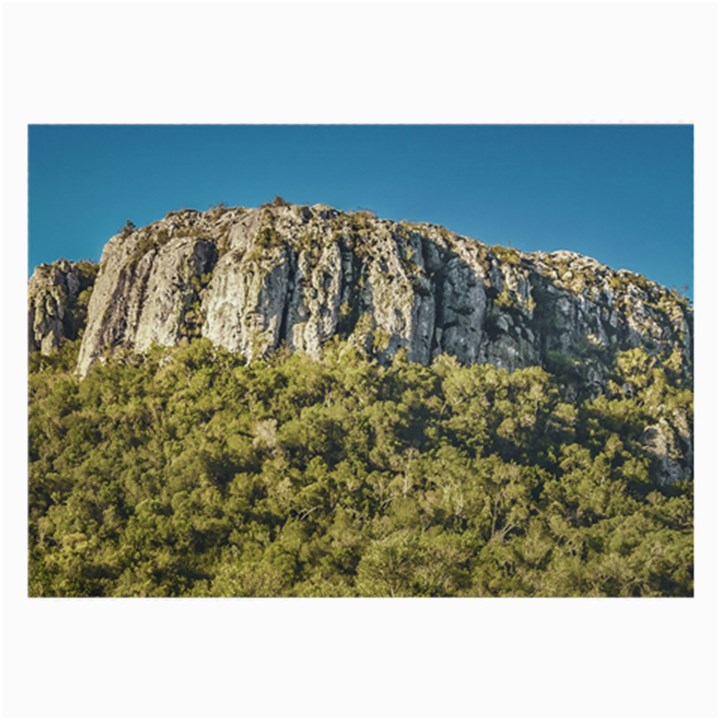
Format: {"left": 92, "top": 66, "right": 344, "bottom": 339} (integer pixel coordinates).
{"left": 28, "top": 259, "right": 97, "bottom": 354}
{"left": 36, "top": 204, "right": 689, "bottom": 402}
{"left": 641, "top": 420, "right": 691, "bottom": 486}
{"left": 77, "top": 220, "right": 218, "bottom": 375}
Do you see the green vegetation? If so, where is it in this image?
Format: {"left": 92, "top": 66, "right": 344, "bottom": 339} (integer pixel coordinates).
{"left": 348, "top": 211, "right": 376, "bottom": 234}
{"left": 28, "top": 340, "right": 692, "bottom": 597}
{"left": 257, "top": 227, "right": 282, "bottom": 249}
{"left": 74, "top": 260, "right": 98, "bottom": 279}
{"left": 372, "top": 328, "right": 392, "bottom": 353}
{"left": 492, "top": 245, "right": 522, "bottom": 266}
{"left": 495, "top": 289, "right": 515, "bottom": 309}
{"left": 179, "top": 274, "right": 212, "bottom": 341}
{"left": 129, "top": 235, "right": 156, "bottom": 264}
{"left": 245, "top": 224, "right": 284, "bottom": 262}
{"left": 128, "top": 225, "right": 180, "bottom": 265}
{"left": 119, "top": 220, "right": 136, "bottom": 238}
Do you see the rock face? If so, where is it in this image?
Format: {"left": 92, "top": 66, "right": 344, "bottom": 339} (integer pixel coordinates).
{"left": 28, "top": 259, "right": 98, "bottom": 354}
{"left": 77, "top": 225, "right": 217, "bottom": 373}
{"left": 641, "top": 420, "right": 691, "bottom": 487}
{"left": 70, "top": 202, "right": 692, "bottom": 389}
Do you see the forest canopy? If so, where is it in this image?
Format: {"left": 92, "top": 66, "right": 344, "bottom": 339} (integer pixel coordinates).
{"left": 28, "top": 339, "right": 693, "bottom": 597}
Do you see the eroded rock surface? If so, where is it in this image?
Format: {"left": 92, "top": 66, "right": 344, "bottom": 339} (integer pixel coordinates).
{"left": 28, "top": 259, "right": 97, "bottom": 354}
{"left": 68, "top": 203, "right": 692, "bottom": 392}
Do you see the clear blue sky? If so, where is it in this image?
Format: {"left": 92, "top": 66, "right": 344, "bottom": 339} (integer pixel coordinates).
{"left": 29, "top": 125, "right": 693, "bottom": 295}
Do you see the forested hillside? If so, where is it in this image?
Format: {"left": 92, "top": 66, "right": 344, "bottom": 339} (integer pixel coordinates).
{"left": 29, "top": 338, "right": 693, "bottom": 597}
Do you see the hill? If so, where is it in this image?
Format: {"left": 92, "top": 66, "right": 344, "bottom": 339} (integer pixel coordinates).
{"left": 27, "top": 202, "right": 694, "bottom": 596}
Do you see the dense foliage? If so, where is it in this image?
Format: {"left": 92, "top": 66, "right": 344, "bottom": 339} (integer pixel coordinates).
{"left": 29, "top": 339, "right": 693, "bottom": 597}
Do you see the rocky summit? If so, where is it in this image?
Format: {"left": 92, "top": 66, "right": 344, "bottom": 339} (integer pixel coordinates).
{"left": 29, "top": 201, "right": 692, "bottom": 393}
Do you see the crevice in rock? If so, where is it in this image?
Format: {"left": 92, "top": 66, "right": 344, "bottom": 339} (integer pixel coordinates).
{"left": 338, "top": 242, "right": 366, "bottom": 337}
{"left": 180, "top": 240, "right": 219, "bottom": 339}
{"left": 429, "top": 267, "right": 446, "bottom": 357}
{"left": 278, "top": 246, "right": 298, "bottom": 346}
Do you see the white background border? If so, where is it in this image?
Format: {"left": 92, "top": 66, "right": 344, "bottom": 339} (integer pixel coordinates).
{"left": 2, "top": 1, "right": 718, "bottom": 718}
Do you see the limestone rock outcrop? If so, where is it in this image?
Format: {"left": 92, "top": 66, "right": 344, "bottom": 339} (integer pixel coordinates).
{"left": 28, "top": 259, "right": 97, "bottom": 354}
{"left": 77, "top": 224, "right": 217, "bottom": 373}
{"left": 63, "top": 203, "right": 692, "bottom": 391}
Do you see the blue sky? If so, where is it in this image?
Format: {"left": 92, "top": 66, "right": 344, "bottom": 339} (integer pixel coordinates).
{"left": 29, "top": 125, "right": 693, "bottom": 295}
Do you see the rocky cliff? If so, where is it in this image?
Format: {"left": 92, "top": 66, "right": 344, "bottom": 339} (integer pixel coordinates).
{"left": 65, "top": 202, "right": 692, "bottom": 391}
{"left": 28, "top": 259, "right": 98, "bottom": 354}
{"left": 29, "top": 202, "right": 693, "bottom": 394}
